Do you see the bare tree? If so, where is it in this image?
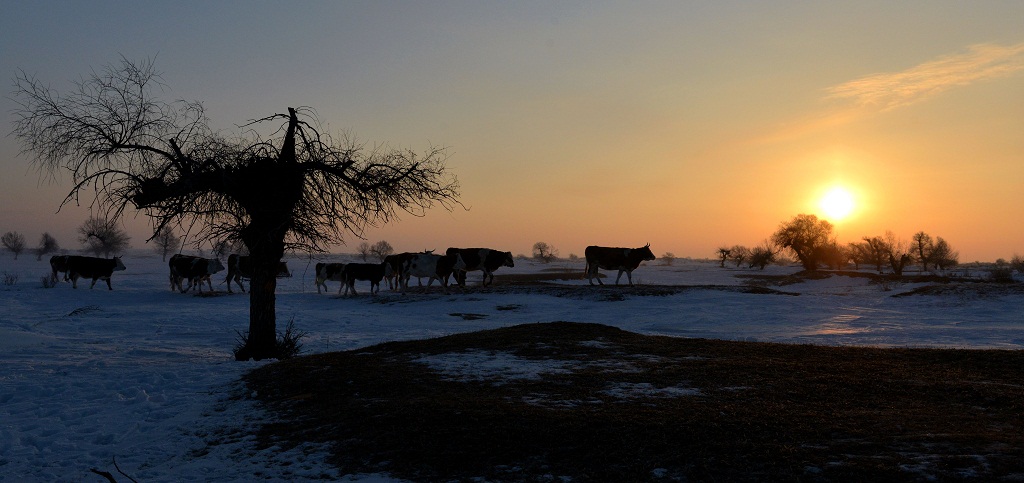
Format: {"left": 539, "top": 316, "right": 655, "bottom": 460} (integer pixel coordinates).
{"left": 716, "top": 247, "right": 731, "bottom": 268}
{"left": 11, "top": 58, "right": 460, "bottom": 361}
{"left": 928, "top": 237, "right": 959, "bottom": 270}
{"left": 771, "top": 214, "right": 834, "bottom": 271}
{"left": 815, "top": 241, "right": 846, "bottom": 270}
{"left": 35, "top": 232, "right": 60, "bottom": 261}
{"left": 212, "top": 238, "right": 245, "bottom": 259}
{"left": 152, "top": 225, "right": 181, "bottom": 261}
{"left": 883, "top": 231, "right": 911, "bottom": 276}
{"left": 356, "top": 241, "right": 372, "bottom": 261}
{"left": 729, "top": 245, "right": 750, "bottom": 268}
{"left": 370, "top": 240, "right": 394, "bottom": 262}
{"left": 532, "top": 242, "right": 558, "bottom": 263}
{"left": 912, "top": 231, "right": 933, "bottom": 271}
{"left": 78, "top": 216, "right": 131, "bottom": 257}
{"left": 861, "top": 236, "right": 889, "bottom": 273}
{"left": 748, "top": 242, "right": 777, "bottom": 270}
{"left": 2, "top": 231, "right": 26, "bottom": 259}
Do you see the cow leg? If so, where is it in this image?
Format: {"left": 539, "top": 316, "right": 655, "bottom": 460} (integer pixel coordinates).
{"left": 90, "top": 278, "right": 98, "bottom": 289}
{"left": 105, "top": 277, "right": 113, "bottom": 290}
{"left": 626, "top": 270, "right": 634, "bottom": 287}
{"left": 615, "top": 270, "right": 625, "bottom": 285}
{"left": 71, "top": 274, "right": 79, "bottom": 289}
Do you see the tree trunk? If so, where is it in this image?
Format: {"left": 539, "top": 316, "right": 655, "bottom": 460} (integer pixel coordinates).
{"left": 237, "top": 262, "right": 279, "bottom": 361}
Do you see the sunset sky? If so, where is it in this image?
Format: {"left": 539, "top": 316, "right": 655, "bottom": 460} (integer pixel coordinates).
{"left": 2, "top": 1, "right": 1022, "bottom": 262}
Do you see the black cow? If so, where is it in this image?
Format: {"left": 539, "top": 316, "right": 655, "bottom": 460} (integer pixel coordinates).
{"left": 340, "top": 262, "right": 391, "bottom": 296}
{"left": 314, "top": 262, "right": 346, "bottom": 294}
{"left": 169, "top": 254, "right": 226, "bottom": 293}
{"left": 584, "top": 244, "right": 656, "bottom": 286}
{"left": 446, "top": 248, "right": 514, "bottom": 287}
{"left": 65, "top": 255, "right": 127, "bottom": 290}
{"left": 49, "top": 255, "right": 71, "bottom": 282}
{"left": 225, "top": 254, "right": 291, "bottom": 293}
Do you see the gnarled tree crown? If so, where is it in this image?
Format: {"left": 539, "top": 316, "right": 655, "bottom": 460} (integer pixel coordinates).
{"left": 11, "top": 57, "right": 461, "bottom": 254}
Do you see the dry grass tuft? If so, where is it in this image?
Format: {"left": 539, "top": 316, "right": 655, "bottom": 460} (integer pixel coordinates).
{"left": 244, "top": 322, "right": 1024, "bottom": 482}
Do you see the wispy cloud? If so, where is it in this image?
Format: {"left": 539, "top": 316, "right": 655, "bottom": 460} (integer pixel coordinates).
{"left": 826, "top": 42, "right": 1024, "bottom": 110}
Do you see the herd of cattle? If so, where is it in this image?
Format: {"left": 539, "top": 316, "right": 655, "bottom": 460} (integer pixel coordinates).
{"left": 45, "top": 244, "right": 657, "bottom": 294}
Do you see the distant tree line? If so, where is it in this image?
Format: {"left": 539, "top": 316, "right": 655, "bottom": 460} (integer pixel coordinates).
{"left": 2, "top": 216, "right": 134, "bottom": 261}
{"left": 718, "top": 213, "right": 962, "bottom": 274}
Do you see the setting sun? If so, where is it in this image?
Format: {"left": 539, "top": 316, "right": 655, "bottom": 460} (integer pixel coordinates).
{"left": 819, "top": 187, "right": 855, "bottom": 221}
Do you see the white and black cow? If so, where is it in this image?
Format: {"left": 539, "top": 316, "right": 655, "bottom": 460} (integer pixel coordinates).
{"left": 225, "top": 254, "right": 291, "bottom": 293}
{"left": 340, "top": 262, "right": 391, "bottom": 296}
{"left": 169, "top": 254, "right": 226, "bottom": 293}
{"left": 65, "top": 255, "right": 127, "bottom": 290}
{"left": 382, "top": 251, "right": 435, "bottom": 290}
{"left": 401, "top": 253, "right": 466, "bottom": 294}
{"left": 49, "top": 255, "right": 71, "bottom": 282}
{"left": 446, "top": 247, "right": 515, "bottom": 287}
{"left": 314, "top": 262, "right": 347, "bottom": 295}
{"left": 584, "top": 244, "right": 656, "bottom": 286}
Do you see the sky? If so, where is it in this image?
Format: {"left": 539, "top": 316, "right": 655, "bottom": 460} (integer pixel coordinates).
{"left": 1, "top": 1, "right": 1022, "bottom": 262}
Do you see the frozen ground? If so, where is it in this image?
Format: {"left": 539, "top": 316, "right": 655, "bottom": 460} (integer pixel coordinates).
{"left": 1, "top": 251, "right": 1022, "bottom": 482}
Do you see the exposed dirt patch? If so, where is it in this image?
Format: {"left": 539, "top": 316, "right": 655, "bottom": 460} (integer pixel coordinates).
{"left": 244, "top": 322, "right": 1024, "bottom": 482}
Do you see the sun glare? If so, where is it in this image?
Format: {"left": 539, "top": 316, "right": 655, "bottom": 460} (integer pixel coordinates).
{"left": 819, "top": 187, "right": 855, "bottom": 221}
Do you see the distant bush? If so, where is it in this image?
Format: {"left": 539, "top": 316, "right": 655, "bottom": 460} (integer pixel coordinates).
{"left": 989, "top": 260, "right": 1014, "bottom": 283}
{"left": 41, "top": 274, "right": 58, "bottom": 289}
{"left": 2, "top": 272, "right": 18, "bottom": 286}
{"left": 661, "top": 252, "right": 675, "bottom": 266}
{"left": 1011, "top": 255, "right": 1024, "bottom": 274}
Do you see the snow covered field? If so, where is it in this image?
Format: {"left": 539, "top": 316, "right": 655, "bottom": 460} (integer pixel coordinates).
{"left": 1, "top": 250, "right": 1022, "bottom": 482}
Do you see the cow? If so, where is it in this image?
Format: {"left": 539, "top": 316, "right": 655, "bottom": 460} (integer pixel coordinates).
{"left": 382, "top": 251, "right": 431, "bottom": 290}
{"left": 65, "top": 255, "right": 127, "bottom": 290}
{"left": 340, "top": 262, "right": 391, "bottom": 296}
{"left": 225, "top": 254, "right": 291, "bottom": 293}
{"left": 401, "top": 253, "right": 466, "bottom": 294}
{"left": 314, "top": 262, "right": 347, "bottom": 294}
{"left": 49, "top": 255, "right": 71, "bottom": 282}
{"left": 446, "top": 248, "right": 515, "bottom": 287}
{"left": 584, "top": 244, "right": 657, "bottom": 286}
{"left": 169, "top": 254, "right": 226, "bottom": 293}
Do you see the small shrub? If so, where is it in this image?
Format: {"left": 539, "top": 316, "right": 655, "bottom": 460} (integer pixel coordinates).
{"left": 2, "top": 272, "right": 18, "bottom": 286}
{"left": 234, "top": 318, "right": 306, "bottom": 360}
{"left": 41, "top": 274, "right": 58, "bottom": 288}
